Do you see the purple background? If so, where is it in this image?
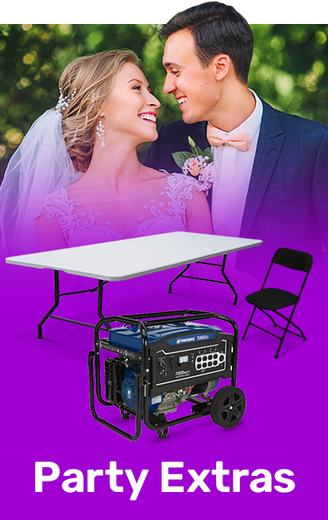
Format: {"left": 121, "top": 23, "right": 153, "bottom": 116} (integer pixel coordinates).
{"left": 1, "top": 247, "right": 326, "bottom": 518}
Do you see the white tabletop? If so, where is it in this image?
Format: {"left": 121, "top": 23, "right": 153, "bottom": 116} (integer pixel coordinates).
{"left": 6, "top": 232, "right": 262, "bottom": 281}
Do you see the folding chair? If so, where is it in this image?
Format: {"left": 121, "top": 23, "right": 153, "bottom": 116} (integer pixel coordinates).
{"left": 242, "top": 248, "right": 313, "bottom": 358}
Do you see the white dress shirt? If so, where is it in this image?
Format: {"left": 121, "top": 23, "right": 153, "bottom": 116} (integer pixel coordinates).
{"left": 211, "top": 90, "right": 263, "bottom": 239}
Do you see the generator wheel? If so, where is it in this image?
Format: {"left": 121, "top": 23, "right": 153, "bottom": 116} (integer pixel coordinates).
{"left": 210, "top": 386, "right": 246, "bottom": 428}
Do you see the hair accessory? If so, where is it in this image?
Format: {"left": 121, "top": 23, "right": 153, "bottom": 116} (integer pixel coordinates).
{"left": 55, "top": 87, "right": 77, "bottom": 113}
{"left": 96, "top": 117, "right": 105, "bottom": 147}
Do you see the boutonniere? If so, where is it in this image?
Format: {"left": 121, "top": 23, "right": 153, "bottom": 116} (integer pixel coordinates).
{"left": 172, "top": 136, "right": 217, "bottom": 193}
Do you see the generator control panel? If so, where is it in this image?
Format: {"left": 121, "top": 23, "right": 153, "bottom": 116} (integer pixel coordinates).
{"left": 150, "top": 333, "right": 232, "bottom": 395}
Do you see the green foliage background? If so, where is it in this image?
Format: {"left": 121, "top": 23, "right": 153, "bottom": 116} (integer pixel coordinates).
{"left": 0, "top": 23, "right": 327, "bottom": 178}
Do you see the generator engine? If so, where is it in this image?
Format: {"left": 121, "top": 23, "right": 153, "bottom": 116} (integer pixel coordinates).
{"left": 105, "top": 356, "right": 219, "bottom": 416}
{"left": 89, "top": 311, "right": 246, "bottom": 440}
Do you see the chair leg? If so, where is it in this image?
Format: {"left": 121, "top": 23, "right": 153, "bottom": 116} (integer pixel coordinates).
{"left": 298, "top": 327, "right": 306, "bottom": 341}
{"left": 274, "top": 304, "right": 307, "bottom": 358}
{"left": 273, "top": 316, "right": 295, "bottom": 359}
{"left": 242, "top": 307, "right": 256, "bottom": 340}
{"left": 260, "top": 308, "right": 278, "bottom": 328}
{"left": 273, "top": 310, "right": 307, "bottom": 340}
{"left": 274, "top": 323, "right": 307, "bottom": 359}
{"left": 283, "top": 320, "right": 306, "bottom": 341}
{"left": 274, "top": 333, "right": 288, "bottom": 359}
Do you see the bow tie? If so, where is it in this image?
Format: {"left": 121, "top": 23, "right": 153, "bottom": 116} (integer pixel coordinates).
{"left": 207, "top": 124, "right": 250, "bottom": 152}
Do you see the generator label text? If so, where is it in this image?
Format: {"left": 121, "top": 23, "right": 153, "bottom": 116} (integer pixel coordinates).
{"left": 175, "top": 370, "right": 191, "bottom": 378}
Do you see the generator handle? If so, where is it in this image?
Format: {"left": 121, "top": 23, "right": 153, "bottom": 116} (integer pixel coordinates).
{"left": 212, "top": 312, "right": 239, "bottom": 386}
{"left": 94, "top": 310, "right": 215, "bottom": 361}
{"left": 94, "top": 315, "right": 152, "bottom": 372}
{"left": 93, "top": 310, "right": 239, "bottom": 386}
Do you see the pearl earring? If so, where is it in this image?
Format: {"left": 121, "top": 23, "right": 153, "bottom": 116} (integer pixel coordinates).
{"left": 96, "top": 117, "right": 105, "bottom": 147}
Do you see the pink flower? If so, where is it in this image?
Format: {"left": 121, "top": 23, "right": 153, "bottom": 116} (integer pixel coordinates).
{"left": 188, "top": 157, "right": 201, "bottom": 177}
{"left": 200, "top": 163, "right": 218, "bottom": 186}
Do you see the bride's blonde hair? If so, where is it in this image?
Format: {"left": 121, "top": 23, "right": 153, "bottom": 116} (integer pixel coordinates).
{"left": 58, "top": 49, "right": 141, "bottom": 172}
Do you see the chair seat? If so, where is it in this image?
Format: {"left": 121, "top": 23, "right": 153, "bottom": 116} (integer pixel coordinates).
{"left": 245, "top": 288, "right": 298, "bottom": 310}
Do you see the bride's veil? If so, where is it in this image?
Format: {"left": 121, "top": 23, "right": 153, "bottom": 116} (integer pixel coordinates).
{"left": 0, "top": 109, "right": 83, "bottom": 256}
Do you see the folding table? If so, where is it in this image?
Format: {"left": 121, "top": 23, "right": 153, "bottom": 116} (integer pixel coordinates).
{"left": 6, "top": 231, "right": 262, "bottom": 338}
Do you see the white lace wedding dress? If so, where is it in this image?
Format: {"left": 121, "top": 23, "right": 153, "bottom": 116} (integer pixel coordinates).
{"left": 35, "top": 173, "right": 208, "bottom": 248}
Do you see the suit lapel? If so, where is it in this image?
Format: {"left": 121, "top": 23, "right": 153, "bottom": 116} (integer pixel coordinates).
{"left": 193, "top": 122, "right": 213, "bottom": 206}
{"left": 240, "top": 100, "right": 285, "bottom": 237}
{"left": 194, "top": 121, "right": 209, "bottom": 148}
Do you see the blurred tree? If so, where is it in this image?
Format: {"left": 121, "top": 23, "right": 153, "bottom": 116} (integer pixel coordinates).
{"left": 249, "top": 24, "right": 328, "bottom": 123}
{"left": 1, "top": 23, "right": 327, "bottom": 180}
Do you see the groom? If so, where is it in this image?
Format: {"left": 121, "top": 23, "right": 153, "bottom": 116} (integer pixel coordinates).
{"left": 145, "top": 2, "right": 328, "bottom": 272}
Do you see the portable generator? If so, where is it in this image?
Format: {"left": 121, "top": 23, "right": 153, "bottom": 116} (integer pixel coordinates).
{"left": 88, "top": 310, "right": 246, "bottom": 440}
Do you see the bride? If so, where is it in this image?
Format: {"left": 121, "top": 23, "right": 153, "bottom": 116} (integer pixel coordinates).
{"left": 0, "top": 50, "right": 213, "bottom": 255}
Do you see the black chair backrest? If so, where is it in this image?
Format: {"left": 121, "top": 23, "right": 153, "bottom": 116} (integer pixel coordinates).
{"left": 272, "top": 248, "right": 313, "bottom": 273}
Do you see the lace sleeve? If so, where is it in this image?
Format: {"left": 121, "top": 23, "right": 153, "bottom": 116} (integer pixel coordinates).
{"left": 165, "top": 173, "right": 208, "bottom": 227}
{"left": 34, "top": 187, "right": 78, "bottom": 244}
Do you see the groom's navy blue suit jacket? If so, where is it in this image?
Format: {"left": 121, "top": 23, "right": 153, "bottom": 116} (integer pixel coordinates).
{"left": 145, "top": 99, "right": 328, "bottom": 270}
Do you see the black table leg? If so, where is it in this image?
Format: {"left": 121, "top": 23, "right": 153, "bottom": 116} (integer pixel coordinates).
{"left": 168, "top": 264, "right": 191, "bottom": 293}
{"left": 168, "top": 255, "right": 238, "bottom": 305}
{"left": 37, "top": 271, "right": 109, "bottom": 339}
{"left": 221, "top": 255, "right": 238, "bottom": 306}
{"left": 38, "top": 270, "right": 60, "bottom": 339}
